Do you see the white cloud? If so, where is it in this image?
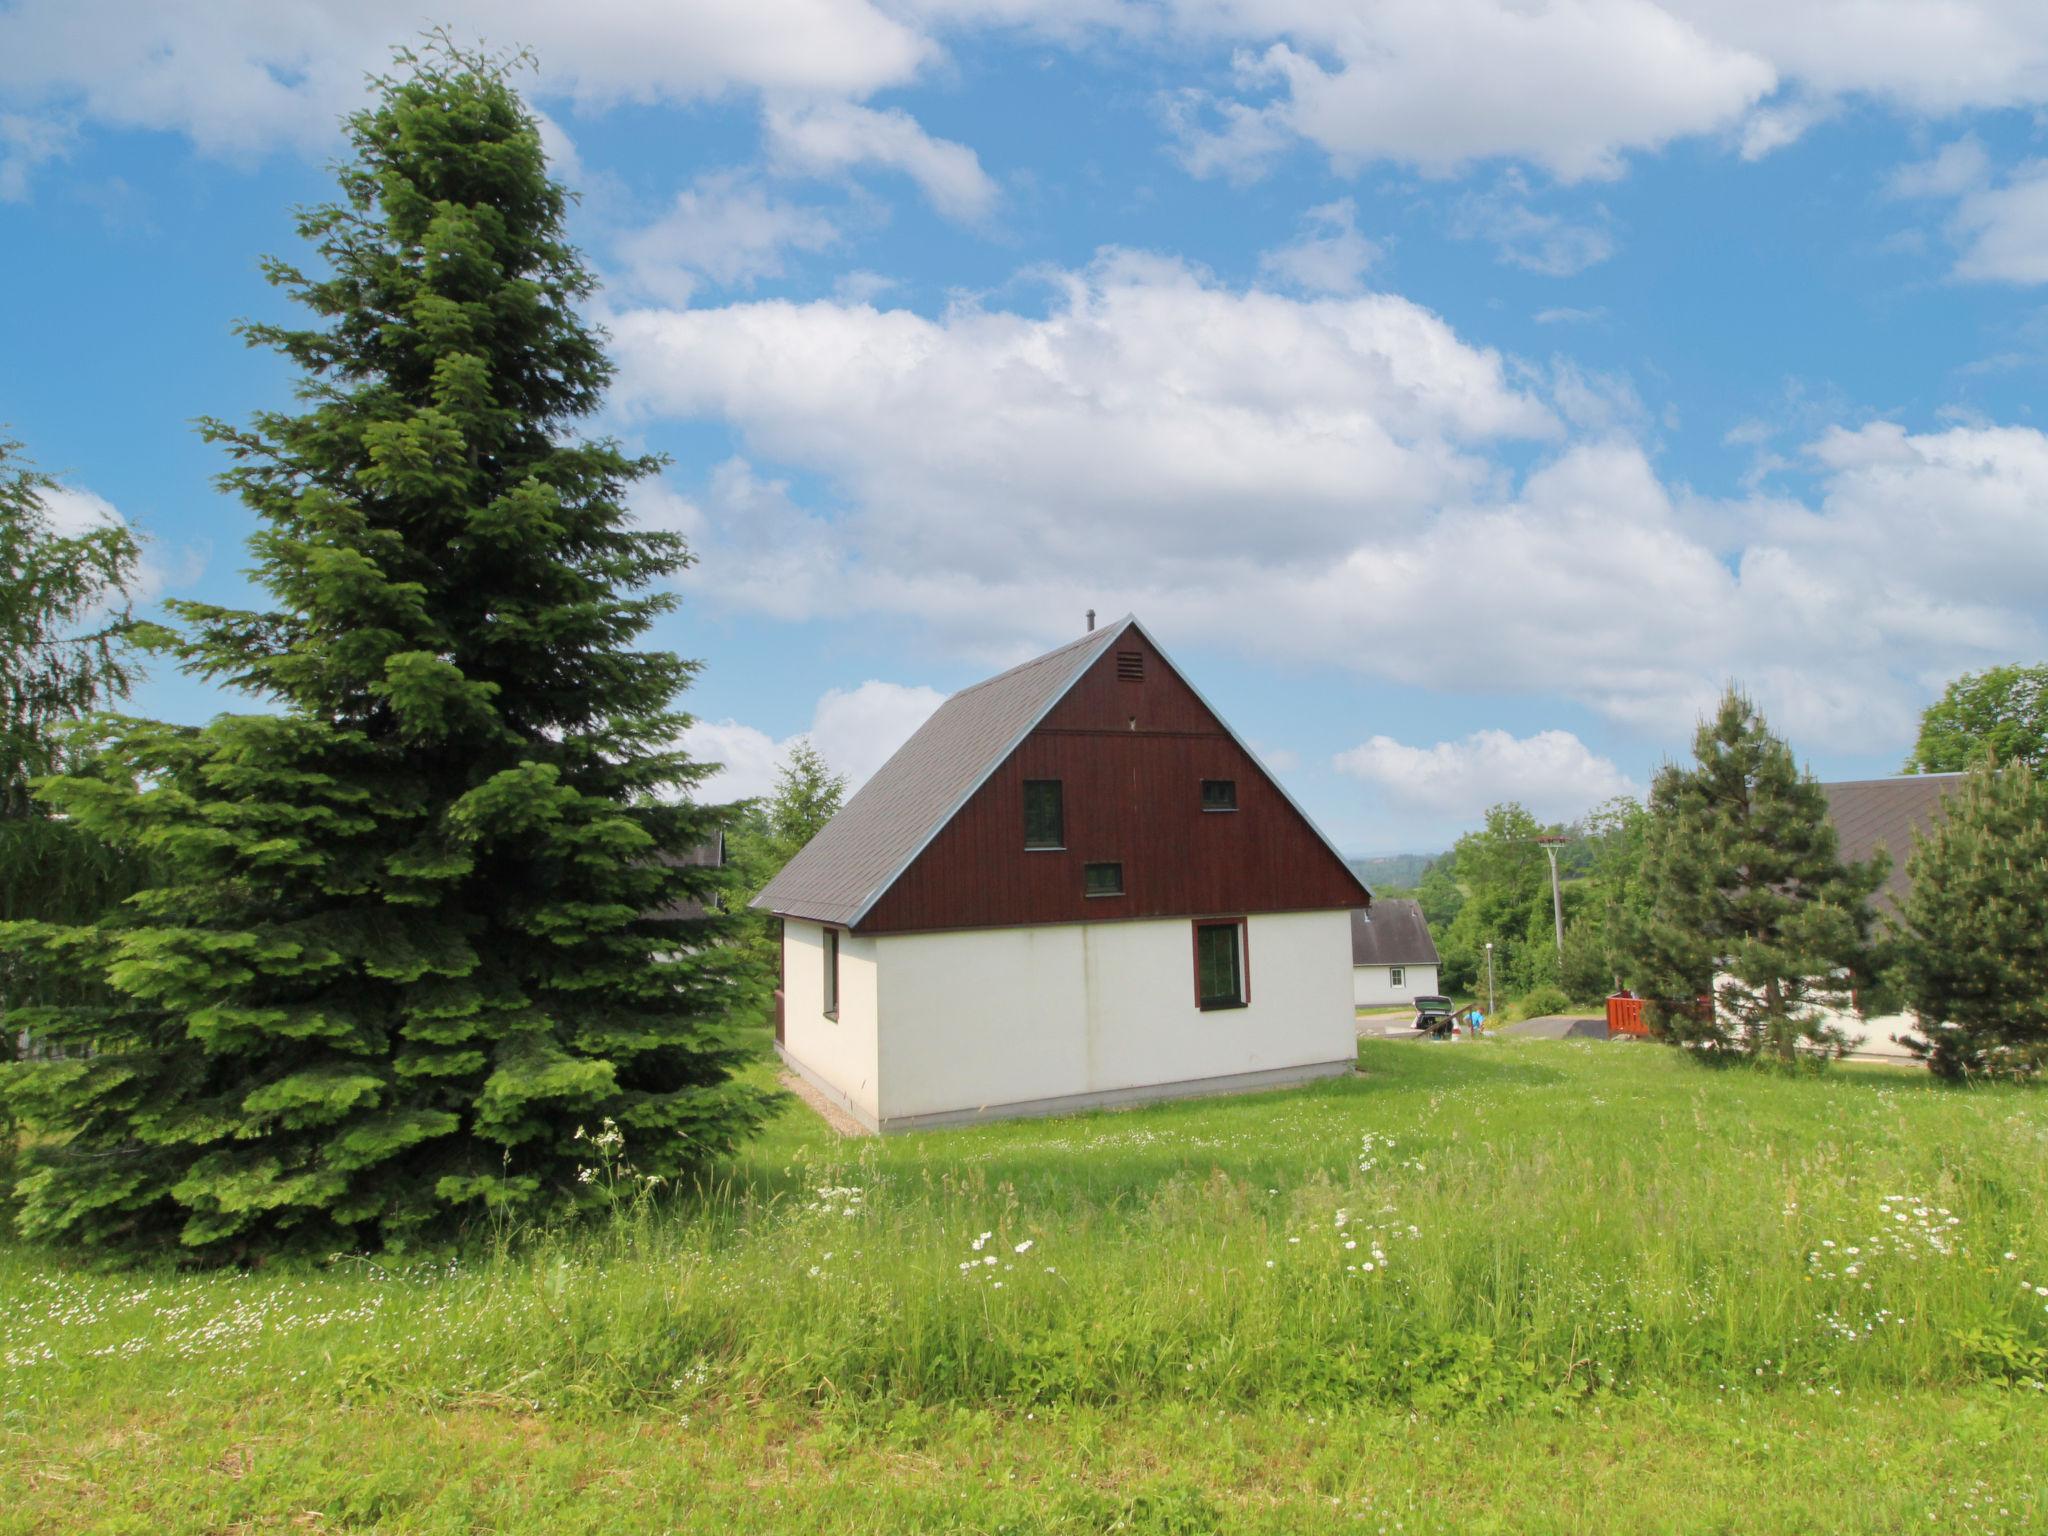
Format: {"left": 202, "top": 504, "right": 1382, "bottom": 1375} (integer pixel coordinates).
{"left": 0, "top": 109, "right": 69, "bottom": 199}
{"left": 0, "top": 1, "right": 931, "bottom": 166}
{"left": 1449, "top": 178, "right": 1616, "bottom": 276}
{"left": 1335, "top": 729, "right": 1638, "bottom": 821}
{"left": 611, "top": 248, "right": 2048, "bottom": 756}
{"left": 763, "top": 99, "right": 998, "bottom": 222}
{"left": 33, "top": 482, "right": 201, "bottom": 602}
{"left": 683, "top": 679, "right": 946, "bottom": 800}
{"left": 615, "top": 172, "right": 839, "bottom": 305}
{"left": 1166, "top": 1, "right": 1776, "bottom": 184}
{"left": 1879, "top": 138, "right": 2048, "bottom": 286}
{"left": 1153, "top": 1, "right": 2048, "bottom": 179}
{"left": 9, "top": 0, "right": 2048, "bottom": 207}
{"left": 1887, "top": 136, "right": 1991, "bottom": 201}
{"left": 1257, "top": 198, "right": 1380, "bottom": 295}
{"left": 36, "top": 482, "right": 123, "bottom": 537}
{"left": 1950, "top": 164, "right": 2048, "bottom": 285}
{"left": 610, "top": 250, "right": 1554, "bottom": 650}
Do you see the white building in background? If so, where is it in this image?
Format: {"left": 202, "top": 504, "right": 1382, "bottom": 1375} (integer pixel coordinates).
{"left": 1349, "top": 900, "right": 1440, "bottom": 1008}
{"left": 754, "top": 616, "right": 1372, "bottom": 1133}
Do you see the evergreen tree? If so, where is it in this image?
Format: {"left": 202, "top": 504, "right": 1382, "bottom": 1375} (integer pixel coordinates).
{"left": 724, "top": 739, "right": 847, "bottom": 987}
{"left": 765, "top": 739, "right": 846, "bottom": 862}
{"left": 0, "top": 43, "right": 768, "bottom": 1254}
{"left": 0, "top": 439, "right": 147, "bottom": 1047}
{"left": 0, "top": 438, "right": 141, "bottom": 816}
{"left": 1622, "top": 690, "right": 1884, "bottom": 1063}
{"left": 1892, "top": 759, "right": 2048, "bottom": 1078}
{"left": 1904, "top": 665, "right": 2047, "bottom": 775}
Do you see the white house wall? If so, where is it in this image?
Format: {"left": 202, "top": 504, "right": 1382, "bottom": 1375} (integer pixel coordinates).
{"left": 780, "top": 919, "right": 882, "bottom": 1125}
{"left": 1353, "top": 964, "right": 1438, "bottom": 1008}
{"left": 871, "top": 909, "right": 1356, "bottom": 1127}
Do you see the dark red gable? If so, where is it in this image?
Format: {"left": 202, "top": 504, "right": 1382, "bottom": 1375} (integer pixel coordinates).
{"left": 855, "top": 634, "right": 1368, "bottom": 934}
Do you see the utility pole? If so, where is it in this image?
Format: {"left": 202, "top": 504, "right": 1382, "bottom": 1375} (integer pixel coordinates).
{"left": 1536, "top": 835, "right": 1568, "bottom": 959}
{"left": 1483, "top": 941, "right": 1495, "bottom": 1020}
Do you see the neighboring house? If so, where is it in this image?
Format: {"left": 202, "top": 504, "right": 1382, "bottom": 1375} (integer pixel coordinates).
{"left": 1802, "top": 774, "right": 1961, "bottom": 1060}
{"left": 1715, "top": 774, "right": 1961, "bottom": 1061}
{"left": 651, "top": 832, "right": 727, "bottom": 921}
{"left": 1349, "top": 899, "right": 1439, "bottom": 1007}
{"left": 753, "top": 616, "right": 1372, "bottom": 1133}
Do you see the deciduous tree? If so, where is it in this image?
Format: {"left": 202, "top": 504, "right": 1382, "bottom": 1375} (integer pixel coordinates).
{"left": 1905, "top": 665, "right": 2048, "bottom": 775}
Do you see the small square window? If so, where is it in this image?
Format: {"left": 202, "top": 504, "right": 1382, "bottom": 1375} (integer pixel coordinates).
{"left": 1389, "top": 966, "right": 1405, "bottom": 989}
{"left": 1023, "top": 779, "right": 1064, "bottom": 849}
{"left": 1195, "top": 921, "right": 1246, "bottom": 1009}
{"left": 1083, "top": 861, "right": 1123, "bottom": 897}
{"left": 1200, "top": 779, "right": 1237, "bottom": 812}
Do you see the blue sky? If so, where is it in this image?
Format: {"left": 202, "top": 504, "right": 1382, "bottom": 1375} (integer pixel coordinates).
{"left": 4, "top": 2, "right": 2047, "bottom": 853}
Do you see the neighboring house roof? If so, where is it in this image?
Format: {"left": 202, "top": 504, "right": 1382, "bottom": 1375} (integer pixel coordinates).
{"left": 649, "top": 832, "right": 726, "bottom": 921}
{"left": 1350, "top": 899, "right": 1439, "bottom": 968}
{"left": 753, "top": 616, "right": 1366, "bottom": 931}
{"left": 1818, "top": 774, "right": 1962, "bottom": 916}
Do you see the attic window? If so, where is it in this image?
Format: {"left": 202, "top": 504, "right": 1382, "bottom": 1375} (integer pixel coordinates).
{"left": 1083, "top": 861, "right": 1124, "bottom": 897}
{"left": 1201, "top": 779, "right": 1237, "bottom": 812}
{"left": 1023, "top": 779, "right": 1064, "bottom": 850}
{"left": 1116, "top": 650, "right": 1144, "bottom": 682}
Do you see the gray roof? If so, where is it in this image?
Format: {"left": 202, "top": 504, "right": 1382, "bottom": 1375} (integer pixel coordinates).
{"left": 650, "top": 833, "right": 726, "bottom": 921}
{"left": 752, "top": 619, "right": 1132, "bottom": 928}
{"left": 1819, "top": 774, "right": 1962, "bottom": 915}
{"left": 1350, "top": 899, "right": 1438, "bottom": 967}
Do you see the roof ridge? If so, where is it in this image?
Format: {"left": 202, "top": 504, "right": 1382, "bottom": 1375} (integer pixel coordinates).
{"left": 1821, "top": 772, "right": 1969, "bottom": 786}
{"left": 949, "top": 615, "right": 1133, "bottom": 700}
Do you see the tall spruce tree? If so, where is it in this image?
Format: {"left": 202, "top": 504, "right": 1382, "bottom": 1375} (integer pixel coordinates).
{"left": 0, "top": 43, "right": 770, "bottom": 1254}
{"left": 1892, "top": 759, "right": 2048, "bottom": 1078}
{"left": 1622, "top": 690, "right": 1884, "bottom": 1063}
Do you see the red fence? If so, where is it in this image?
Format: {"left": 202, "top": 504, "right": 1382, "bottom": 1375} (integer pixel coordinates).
{"left": 1606, "top": 993, "right": 1650, "bottom": 1037}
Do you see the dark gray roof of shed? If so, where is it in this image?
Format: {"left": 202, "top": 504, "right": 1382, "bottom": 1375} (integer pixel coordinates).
{"left": 649, "top": 833, "right": 726, "bottom": 921}
{"left": 1819, "top": 774, "right": 1962, "bottom": 915}
{"left": 1350, "top": 899, "right": 1438, "bottom": 967}
{"left": 751, "top": 619, "right": 1133, "bottom": 928}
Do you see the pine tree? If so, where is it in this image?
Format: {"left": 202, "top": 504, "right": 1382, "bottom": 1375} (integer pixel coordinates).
{"left": 0, "top": 439, "right": 146, "bottom": 1043}
{"left": 1622, "top": 690, "right": 1884, "bottom": 1063}
{"left": 0, "top": 438, "right": 141, "bottom": 817}
{"left": 0, "top": 42, "right": 770, "bottom": 1254}
{"left": 1892, "top": 759, "right": 2048, "bottom": 1078}
{"left": 765, "top": 739, "right": 846, "bottom": 862}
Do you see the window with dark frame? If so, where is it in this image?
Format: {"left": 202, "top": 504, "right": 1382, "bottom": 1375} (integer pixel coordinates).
{"left": 823, "top": 927, "right": 840, "bottom": 1020}
{"left": 1195, "top": 921, "right": 1246, "bottom": 1009}
{"left": 1083, "top": 861, "right": 1123, "bottom": 897}
{"left": 1023, "top": 779, "right": 1064, "bottom": 849}
{"left": 1200, "top": 779, "right": 1237, "bottom": 812}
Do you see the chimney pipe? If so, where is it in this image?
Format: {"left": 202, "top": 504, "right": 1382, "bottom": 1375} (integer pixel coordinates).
{"left": 1085, "top": 609, "right": 1095, "bottom": 632}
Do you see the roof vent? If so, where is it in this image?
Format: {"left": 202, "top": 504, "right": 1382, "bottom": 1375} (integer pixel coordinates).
{"left": 1116, "top": 650, "right": 1144, "bottom": 682}
{"left": 1086, "top": 609, "right": 1095, "bottom": 632}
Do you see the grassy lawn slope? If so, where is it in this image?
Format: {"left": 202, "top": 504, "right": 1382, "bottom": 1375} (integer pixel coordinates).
{"left": 4, "top": 1038, "right": 2044, "bottom": 1533}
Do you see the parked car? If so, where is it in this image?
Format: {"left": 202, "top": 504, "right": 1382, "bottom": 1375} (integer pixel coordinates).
{"left": 1411, "top": 995, "right": 1457, "bottom": 1038}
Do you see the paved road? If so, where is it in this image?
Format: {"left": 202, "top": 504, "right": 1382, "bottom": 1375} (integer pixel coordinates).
{"left": 1500, "top": 1014, "right": 1610, "bottom": 1040}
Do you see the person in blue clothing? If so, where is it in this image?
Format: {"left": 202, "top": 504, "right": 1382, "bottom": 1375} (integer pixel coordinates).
{"left": 1467, "top": 1008, "right": 1486, "bottom": 1038}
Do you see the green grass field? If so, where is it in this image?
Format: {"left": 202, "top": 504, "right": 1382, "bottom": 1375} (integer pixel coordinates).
{"left": 4, "top": 1037, "right": 2045, "bottom": 1533}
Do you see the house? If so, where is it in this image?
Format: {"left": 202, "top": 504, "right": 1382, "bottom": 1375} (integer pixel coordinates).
{"left": 1349, "top": 899, "right": 1439, "bottom": 1007}
{"left": 651, "top": 832, "right": 727, "bottom": 921}
{"left": 1799, "top": 774, "right": 1962, "bottom": 1060}
{"left": 753, "top": 616, "right": 1372, "bottom": 1133}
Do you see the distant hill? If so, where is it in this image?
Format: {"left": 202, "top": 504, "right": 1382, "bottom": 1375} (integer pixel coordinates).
{"left": 1348, "top": 853, "right": 1439, "bottom": 892}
